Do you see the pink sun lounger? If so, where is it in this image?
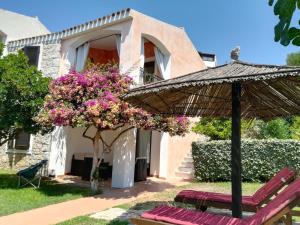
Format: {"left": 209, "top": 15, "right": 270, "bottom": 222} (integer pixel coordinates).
{"left": 132, "top": 177, "right": 300, "bottom": 225}
{"left": 175, "top": 167, "right": 296, "bottom": 212}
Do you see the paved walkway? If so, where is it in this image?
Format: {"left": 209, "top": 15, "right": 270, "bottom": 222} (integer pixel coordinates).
{"left": 0, "top": 178, "right": 187, "bottom": 225}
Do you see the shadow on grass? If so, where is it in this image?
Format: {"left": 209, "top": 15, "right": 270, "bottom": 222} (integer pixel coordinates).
{"left": 0, "top": 172, "right": 96, "bottom": 197}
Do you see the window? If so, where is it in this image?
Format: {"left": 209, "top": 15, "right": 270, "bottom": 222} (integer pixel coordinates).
{"left": 144, "top": 61, "right": 155, "bottom": 74}
{"left": 22, "top": 46, "right": 40, "bottom": 66}
{"left": 8, "top": 130, "right": 31, "bottom": 151}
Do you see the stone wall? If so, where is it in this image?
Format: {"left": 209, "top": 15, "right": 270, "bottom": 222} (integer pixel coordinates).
{"left": 0, "top": 134, "right": 51, "bottom": 170}
{"left": 0, "top": 43, "right": 61, "bottom": 170}
{"left": 40, "top": 43, "right": 61, "bottom": 78}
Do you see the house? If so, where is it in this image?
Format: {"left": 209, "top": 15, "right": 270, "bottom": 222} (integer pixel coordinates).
{"left": 0, "top": 8, "right": 49, "bottom": 56}
{"left": 199, "top": 51, "right": 217, "bottom": 68}
{"left": 0, "top": 8, "right": 207, "bottom": 188}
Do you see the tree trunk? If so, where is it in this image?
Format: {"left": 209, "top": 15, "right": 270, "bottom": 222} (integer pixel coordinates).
{"left": 90, "top": 129, "right": 101, "bottom": 191}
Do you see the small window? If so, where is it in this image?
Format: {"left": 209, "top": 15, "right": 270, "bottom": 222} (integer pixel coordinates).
{"left": 8, "top": 130, "right": 31, "bottom": 150}
{"left": 23, "top": 46, "right": 40, "bottom": 66}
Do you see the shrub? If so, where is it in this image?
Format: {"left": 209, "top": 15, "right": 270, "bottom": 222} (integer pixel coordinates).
{"left": 192, "top": 139, "right": 300, "bottom": 182}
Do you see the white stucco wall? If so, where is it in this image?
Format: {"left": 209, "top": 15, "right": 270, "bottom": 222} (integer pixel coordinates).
{"left": 111, "top": 126, "right": 137, "bottom": 188}
{"left": 150, "top": 131, "right": 161, "bottom": 177}
{"left": 11, "top": 9, "right": 207, "bottom": 183}
{"left": 0, "top": 9, "right": 49, "bottom": 42}
{"left": 48, "top": 127, "right": 68, "bottom": 176}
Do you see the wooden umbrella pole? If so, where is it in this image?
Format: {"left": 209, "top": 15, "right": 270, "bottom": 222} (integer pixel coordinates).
{"left": 231, "top": 82, "right": 242, "bottom": 218}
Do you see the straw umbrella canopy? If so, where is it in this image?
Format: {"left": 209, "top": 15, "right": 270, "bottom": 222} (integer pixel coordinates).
{"left": 123, "top": 60, "right": 300, "bottom": 218}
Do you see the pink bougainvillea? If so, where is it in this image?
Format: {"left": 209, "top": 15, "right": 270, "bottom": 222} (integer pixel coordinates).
{"left": 36, "top": 67, "right": 190, "bottom": 136}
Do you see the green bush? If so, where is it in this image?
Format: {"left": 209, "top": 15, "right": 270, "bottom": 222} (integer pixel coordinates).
{"left": 192, "top": 139, "right": 300, "bottom": 182}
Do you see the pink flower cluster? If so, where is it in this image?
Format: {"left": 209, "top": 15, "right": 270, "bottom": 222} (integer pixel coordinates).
{"left": 36, "top": 68, "right": 190, "bottom": 135}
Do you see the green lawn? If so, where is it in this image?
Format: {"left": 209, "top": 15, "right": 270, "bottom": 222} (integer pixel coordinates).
{"left": 57, "top": 216, "right": 128, "bottom": 225}
{"left": 57, "top": 182, "right": 262, "bottom": 225}
{"left": 0, "top": 169, "right": 96, "bottom": 216}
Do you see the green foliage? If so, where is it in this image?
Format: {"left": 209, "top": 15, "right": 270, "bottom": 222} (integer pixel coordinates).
{"left": 192, "top": 139, "right": 300, "bottom": 182}
{"left": 290, "top": 117, "right": 300, "bottom": 140}
{"left": 192, "top": 118, "right": 231, "bottom": 140}
{"left": 258, "top": 118, "right": 291, "bottom": 139}
{"left": 269, "top": 0, "right": 300, "bottom": 46}
{"left": 192, "top": 117, "right": 298, "bottom": 140}
{"left": 0, "top": 48, "right": 51, "bottom": 145}
{"left": 287, "top": 51, "right": 300, "bottom": 65}
{"left": 0, "top": 43, "right": 4, "bottom": 56}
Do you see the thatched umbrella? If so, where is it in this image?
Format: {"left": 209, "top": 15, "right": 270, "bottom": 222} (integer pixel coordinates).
{"left": 123, "top": 60, "right": 300, "bottom": 218}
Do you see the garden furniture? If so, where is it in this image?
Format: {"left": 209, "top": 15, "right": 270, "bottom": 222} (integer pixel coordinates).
{"left": 175, "top": 167, "right": 296, "bottom": 212}
{"left": 17, "top": 159, "right": 48, "bottom": 188}
{"left": 132, "top": 177, "right": 300, "bottom": 225}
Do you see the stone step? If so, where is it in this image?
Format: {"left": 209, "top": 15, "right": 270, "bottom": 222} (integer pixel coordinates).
{"left": 175, "top": 170, "right": 194, "bottom": 180}
{"left": 183, "top": 157, "right": 194, "bottom": 163}
{"left": 177, "top": 166, "right": 194, "bottom": 173}
{"left": 186, "top": 152, "right": 192, "bottom": 157}
{"left": 181, "top": 161, "right": 194, "bottom": 168}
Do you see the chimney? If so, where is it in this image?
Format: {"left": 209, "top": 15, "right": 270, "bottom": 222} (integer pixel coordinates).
{"left": 231, "top": 46, "right": 240, "bottom": 61}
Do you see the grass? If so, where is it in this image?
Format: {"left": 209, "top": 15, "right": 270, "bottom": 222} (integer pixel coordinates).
{"left": 0, "top": 169, "right": 96, "bottom": 216}
{"left": 58, "top": 181, "right": 262, "bottom": 225}
{"left": 114, "top": 181, "right": 263, "bottom": 211}
{"left": 57, "top": 216, "right": 128, "bottom": 225}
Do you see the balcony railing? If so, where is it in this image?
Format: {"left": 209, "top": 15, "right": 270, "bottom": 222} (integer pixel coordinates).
{"left": 143, "top": 72, "right": 164, "bottom": 85}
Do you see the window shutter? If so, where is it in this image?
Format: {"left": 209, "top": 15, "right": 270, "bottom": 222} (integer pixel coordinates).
{"left": 14, "top": 131, "right": 30, "bottom": 150}
{"left": 23, "top": 46, "right": 40, "bottom": 66}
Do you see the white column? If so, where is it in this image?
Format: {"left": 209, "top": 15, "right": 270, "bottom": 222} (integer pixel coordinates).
{"left": 159, "top": 132, "right": 169, "bottom": 178}
{"left": 48, "top": 127, "right": 69, "bottom": 176}
{"left": 150, "top": 131, "right": 161, "bottom": 176}
{"left": 112, "top": 127, "right": 137, "bottom": 188}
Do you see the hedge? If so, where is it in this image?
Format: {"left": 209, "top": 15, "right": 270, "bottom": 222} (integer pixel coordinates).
{"left": 192, "top": 139, "right": 300, "bottom": 182}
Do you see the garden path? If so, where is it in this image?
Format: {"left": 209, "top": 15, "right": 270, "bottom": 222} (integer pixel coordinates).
{"left": 0, "top": 177, "right": 187, "bottom": 225}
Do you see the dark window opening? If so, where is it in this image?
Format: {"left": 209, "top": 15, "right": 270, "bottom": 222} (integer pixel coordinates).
{"left": 23, "top": 46, "right": 40, "bottom": 66}
{"left": 144, "top": 61, "right": 155, "bottom": 74}
{"left": 8, "top": 130, "right": 31, "bottom": 150}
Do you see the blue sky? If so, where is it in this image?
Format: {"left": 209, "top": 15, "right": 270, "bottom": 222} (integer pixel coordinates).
{"left": 1, "top": 0, "right": 299, "bottom": 65}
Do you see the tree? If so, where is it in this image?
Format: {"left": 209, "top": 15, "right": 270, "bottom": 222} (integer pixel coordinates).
{"left": 0, "top": 43, "right": 51, "bottom": 145}
{"left": 192, "top": 118, "right": 231, "bottom": 140}
{"left": 192, "top": 118, "right": 259, "bottom": 140}
{"left": 287, "top": 51, "right": 300, "bottom": 65}
{"left": 257, "top": 118, "right": 291, "bottom": 139}
{"left": 35, "top": 65, "right": 190, "bottom": 190}
{"left": 269, "top": 0, "right": 300, "bottom": 46}
{"left": 290, "top": 117, "right": 300, "bottom": 140}
{"left": 286, "top": 51, "right": 300, "bottom": 139}
{"left": 192, "top": 117, "right": 295, "bottom": 140}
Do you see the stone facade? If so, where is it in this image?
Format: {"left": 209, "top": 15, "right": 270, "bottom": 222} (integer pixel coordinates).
{"left": 0, "top": 43, "right": 61, "bottom": 170}
{"left": 0, "top": 134, "right": 51, "bottom": 170}
{"left": 40, "top": 43, "right": 61, "bottom": 78}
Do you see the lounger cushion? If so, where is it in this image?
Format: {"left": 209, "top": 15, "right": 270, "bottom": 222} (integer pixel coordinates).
{"left": 175, "top": 167, "right": 295, "bottom": 208}
{"left": 247, "top": 178, "right": 300, "bottom": 225}
{"left": 175, "top": 190, "right": 255, "bottom": 206}
{"left": 142, "top": 178, "right": 300, "bottom": 225}
{"left": 142, "top": 205, "right": 243, "bottom": 225}
{"left": 251, "top": 167, "right": 295, "bottom": 204}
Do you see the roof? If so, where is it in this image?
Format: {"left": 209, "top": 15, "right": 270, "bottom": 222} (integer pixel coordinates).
{"left": 124, "top": 61, "right": 300, "bottom": 118}
{"left": 0, "top": 9, "right": 50, "bottom": 41}
{"left": 6, "top": 8, "right": 131, "bottom": 52}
